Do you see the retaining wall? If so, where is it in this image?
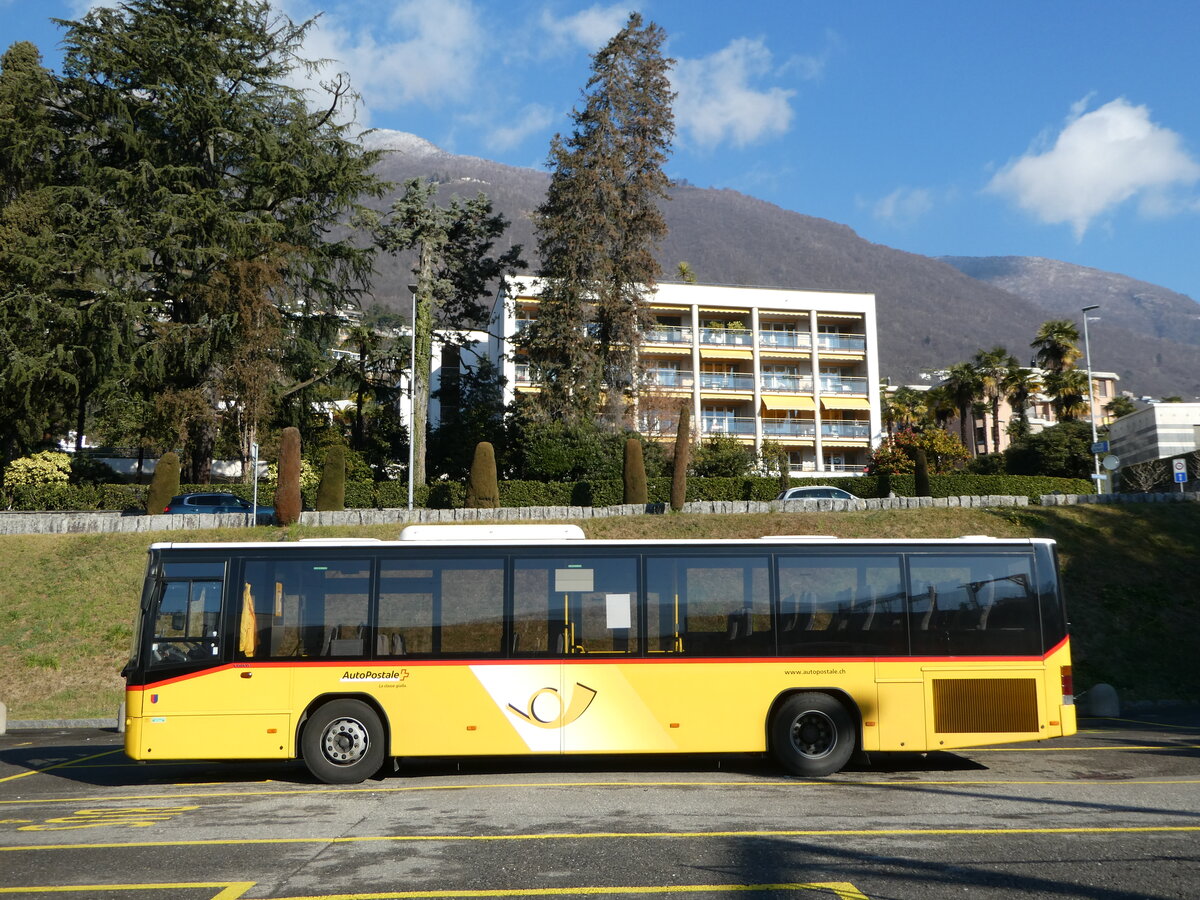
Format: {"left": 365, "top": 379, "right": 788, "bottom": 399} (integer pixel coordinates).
{"left": 2, "top": 491, "right": 1195, "bottom": 536}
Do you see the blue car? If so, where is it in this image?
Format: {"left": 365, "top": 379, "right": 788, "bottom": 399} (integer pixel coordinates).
{"left": 162, "top": 492, "right": 274, "bottom": 520}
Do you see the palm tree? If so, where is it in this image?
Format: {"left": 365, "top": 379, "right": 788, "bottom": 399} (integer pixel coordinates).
{"left": 1002, "top": 364, "right": 1042, "bottom": 441}
{"left": 889, "top": 386, "right": 929, "bottom": 432}
{"left": 1044, "top": 368, "right": 1089, "bottom": 421}
{"left": 941, "top": 362, "right": 983, "bottom": 455}
{"left": 973, "top": 346, "right": 1017, "bottom": 454}
{"left": 1031, "top": 320, "right": 1082, "bottom": 374}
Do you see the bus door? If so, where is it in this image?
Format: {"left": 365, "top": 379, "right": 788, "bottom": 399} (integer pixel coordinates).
{"left": 131, "top": 559, "right": 292, "bottom": 760}
{"left": 509, "top": 556, "right": 654, "bottom": 754}
{"left": 642, "top": 555, "right": 774, "bottom": 753}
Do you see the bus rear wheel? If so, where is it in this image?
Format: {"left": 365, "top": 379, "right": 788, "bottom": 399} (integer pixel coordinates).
{"left": 771, "top": 692, "right": 856, "bottom": 777}
{"left": 302, "top": 699, "right": 385, "bottom": 784}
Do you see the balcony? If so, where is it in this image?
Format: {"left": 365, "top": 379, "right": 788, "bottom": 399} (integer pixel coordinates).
{"left": 760, "top": 374, "right": 814, "bottom": 393}
{"left": 701, "top": 416, "right": 756, "bottom": 436}
{"left": 759, "top": 331, "right": 812, "bottom": 351}
{"left": 699, "top": 327, "right": 753, "bottom": 347}
{"left": 817, "top": 333, "right": 866, "bottom": 352}
{"left": 699, "top": 372, "right": 755, "bottom": 391}
{"left": 645, "top": 325, "right": 693, "bottom": 344}
{"left": 822, "top": 421, "right": 870, "bottom": 439}
{"left": 644, "top": 368, "right": 695, "bottom": 389}
{"left": 819, "top": 375, "right": 869, "bottom": 394}
{"left": 763, "top": 419, "right": 816, "bottom": 438}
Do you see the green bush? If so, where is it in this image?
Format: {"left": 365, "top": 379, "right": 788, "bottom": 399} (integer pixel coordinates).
{"left": 3, "top": 451, "right": 72, "bottom": 488}
{"left": 466, "top": 443, "right": 500, "bottom": 508}
{"left": 623, "top": 438, "right": 648, "bottom": 504}
{"left": 315, "top": 446, "right": 346, "bottom": 511}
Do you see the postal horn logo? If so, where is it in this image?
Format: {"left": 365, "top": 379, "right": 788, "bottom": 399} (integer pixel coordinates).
{"left": 507, "top": 682, "right": 597, "bottom": 729}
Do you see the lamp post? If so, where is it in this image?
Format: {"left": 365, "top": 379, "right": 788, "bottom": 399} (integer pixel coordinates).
{"left": 407, "top": 287, "right": 416, "bottom": 511}
{"left": 1081, "top": 304, "right": 1101, "bottom": 494}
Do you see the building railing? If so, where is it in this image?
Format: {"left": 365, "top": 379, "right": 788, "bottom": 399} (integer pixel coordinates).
{"left": 817, "top": 333, "right": 866, "bottom": 352}
{"left": 819, "top": 375, "right": 869, "bottom": 394}
{"left": 760, "top": 374, "right": 814, "bottom": 393}
{"left": 759, "top": 331, "right": 812, "bottom": 351}
{"left": 698, "top": 372, "right": 755, "bottom": 391}
{"left": 701, "top": 416, "right": 757, "bottom": 436}
{"left": 644, "top": 326, "right": 693, "bottom": 344}
{"left": 763, "top": 419, "right": 816, "bottom": 438}
{"left": 699, "top": 327, "right": 753, "bottom": 347}
{"left": 644, "top": 368, "right": 695, "bottom": 389}
{"left": 822, "top": 421, "right": 871, "bottom": 439}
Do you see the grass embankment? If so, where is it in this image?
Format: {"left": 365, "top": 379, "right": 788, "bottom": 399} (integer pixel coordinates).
{"left": 1, "top": 505, "right": 1196, "bottom": 720}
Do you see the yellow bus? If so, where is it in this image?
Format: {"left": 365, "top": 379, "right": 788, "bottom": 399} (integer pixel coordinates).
{"left": 123, "top": 525, "right": 1076, "bottom": 783}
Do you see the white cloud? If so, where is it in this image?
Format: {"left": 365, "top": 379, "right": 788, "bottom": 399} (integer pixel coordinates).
{"left": 538, "top": 3, "right": 631, "bottom": 53}
{"left": 673, "top": 37, "right": 795, "bottom": 149}
{"left": 484, "top": 103, "right": 557, "bottom": 153}
{"left": 872, "top": 187, "right": 934, "bottom": 226}
{"left": 276, "top": 0, "right": 486, "bottom": 120}
{"left": 987, "top": 97, "right": 1200, "bottom": 239}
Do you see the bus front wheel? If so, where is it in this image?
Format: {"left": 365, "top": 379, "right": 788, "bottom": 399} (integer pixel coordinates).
{"left": 302, "top": 699, "right": 385, "bottom": 784}
{"left": 771, "top": 692, "right": 856, "bottom": 777}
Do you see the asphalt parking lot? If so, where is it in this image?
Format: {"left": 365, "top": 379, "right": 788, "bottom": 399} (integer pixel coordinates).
{"left": 2, "top": 713, "right": 1198, "bottom": 899}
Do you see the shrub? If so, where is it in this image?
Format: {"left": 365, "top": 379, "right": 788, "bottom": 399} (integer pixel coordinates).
{"left": 466, "top": 442, "right": 500, "bottom": 508}
{"left": 3, "top": 451, "right": 72, "bottom": 488}
{"left": 315, "top": 445, "right": 346, "bottom": 511}
{"left": 145, "top": 452, "right": 181, "bottom": 514}
{"left": 623, "top": 438, "right": 648, "bottom": 504}
{"left": 275, "top": 428, "right": 302, "bottom": 525}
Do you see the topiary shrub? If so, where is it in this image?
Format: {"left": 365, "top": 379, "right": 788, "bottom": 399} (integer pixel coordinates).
{"left": 315, "top": 445, "right": 346, "bottom": 511}
{"left": 623, "top": 438, "right": 648, "bottom": 504}
{"left": 914, "top": 448, "right": 931, "bottom": 497}
{"left": 274, "top": 428, "right": 302, "bottom": 525}
{"left": 670, "top": 405, "right": 690, "bottom": 511}
{"left": 466, "top": 442, "right": 499, "bottom": 508}
{"left": 145, "top": 452, "right": 181, "bottom": 514}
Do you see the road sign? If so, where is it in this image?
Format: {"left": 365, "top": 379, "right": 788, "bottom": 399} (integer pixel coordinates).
{"left": 1091, "top": 440, "right": 1109, "bottom": 454}
{"left": 1102, "top": 454, "right": 1120, "bottom": 470}
{"left": 1173, "top": 458, "right": 1188, "bottom": 484}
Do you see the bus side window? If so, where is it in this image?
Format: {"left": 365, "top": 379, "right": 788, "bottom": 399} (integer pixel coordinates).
{"left": 513, "top": 557, "right": 639, "bottom": 656}
{"left": 239, "top": 559, "right": 370, "bottom": 659}
{"left": 776, "top": 555, "right": 906, "bottom": 657}
{"left": 646, "top": 556, "right": 771, "bottom": 656}
{"left": 908, "top": 554, "right": 1041, "bottom": 656}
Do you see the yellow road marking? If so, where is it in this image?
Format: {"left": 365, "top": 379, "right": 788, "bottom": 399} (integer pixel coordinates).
{"left": 0, "top": 750, "right": 123, "bottom": 785}
{"left": 0, "top": 883, "right": 865, "bottom": 900}
{"left": 968, "top": 744, "right": 1200, "bottom": 752}
{"left": 0, "top": 884, "right": 254, "bottom": 898}
{"left": 1087, "top": 717, "right": 1200, "bottom": 730}
{"left": 5, "top": 777, "right": 1200, "bottom": 809}
{"left": 3, "top": 824, "right": 1198, "bottom": 852}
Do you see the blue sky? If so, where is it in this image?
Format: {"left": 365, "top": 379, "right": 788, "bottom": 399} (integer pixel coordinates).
{"left": 4, "top": 0, "right": 1200, "bottom": 301}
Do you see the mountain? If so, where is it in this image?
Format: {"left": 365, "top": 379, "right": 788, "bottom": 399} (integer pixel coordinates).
{"left": 361, "top": 130, "right": 1200, "bottom": 398}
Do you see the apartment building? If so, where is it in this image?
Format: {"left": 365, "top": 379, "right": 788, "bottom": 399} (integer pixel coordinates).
{"left": 491, "top": 278, "right": 883, "bottom": 476}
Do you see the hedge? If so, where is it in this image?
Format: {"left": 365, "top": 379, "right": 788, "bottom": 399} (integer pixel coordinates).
{"left": 2, "top": 474, "right": 1093, "bottom": 512}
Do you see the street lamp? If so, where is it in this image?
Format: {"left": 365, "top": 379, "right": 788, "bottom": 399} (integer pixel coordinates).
{"left": 408, "top": 287, "right": 416, "bottom": 511}
{"left": 1081, "top": 304, "right": 1101, "bottom": 494}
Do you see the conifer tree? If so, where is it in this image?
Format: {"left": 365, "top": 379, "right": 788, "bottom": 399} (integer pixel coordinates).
{"left": 525, "top": 12, "right": 674, "bottom": 426}
{"left": 55, "top": 0, "right": 384, "bottom": 481}
{"left": 275, "top": 427, "right": 302, "bottom": 526}
{"left": 670, "top": 405, "right": 690, "bottom": 511}
{"left": 372, "top": 179, "right": 524, "bottom": 488}
{"left": 623, "top": 437, "right": 648, "bottom": 504}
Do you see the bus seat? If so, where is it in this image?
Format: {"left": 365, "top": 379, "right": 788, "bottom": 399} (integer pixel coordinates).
{"left": 919, "top": 585, "right": 938, "bottom": 630}
{"left": 324, "top": 624, "right": 364, "bottom": 656}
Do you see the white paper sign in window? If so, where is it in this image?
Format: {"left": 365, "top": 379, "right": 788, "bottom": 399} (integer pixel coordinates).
{"left": 606, "top": 593, "right": 632, "bottom": 630}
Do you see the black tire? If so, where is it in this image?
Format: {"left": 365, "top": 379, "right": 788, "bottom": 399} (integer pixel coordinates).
{"left": 770, "top": 692, "right": 856, "bottom": 776}
{"left": 301, "top": 699, "right": 386, "bottom": 784}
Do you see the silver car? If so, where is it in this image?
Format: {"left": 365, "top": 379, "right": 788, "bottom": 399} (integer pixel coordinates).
{"left": 775, "top": 486, "right": 856, "bottom": 501}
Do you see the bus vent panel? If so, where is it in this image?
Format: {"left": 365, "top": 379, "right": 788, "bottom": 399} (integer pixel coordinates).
{"left": 932, "top": 678, "right": 1038, "bottom": 733}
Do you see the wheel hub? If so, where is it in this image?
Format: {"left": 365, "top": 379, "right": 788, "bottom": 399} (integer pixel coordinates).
{"left": 791, "top": 711, "right": 835, "bottom": 759}
{"left": 322, "top": 717, "right": 369, "bottom": 765}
